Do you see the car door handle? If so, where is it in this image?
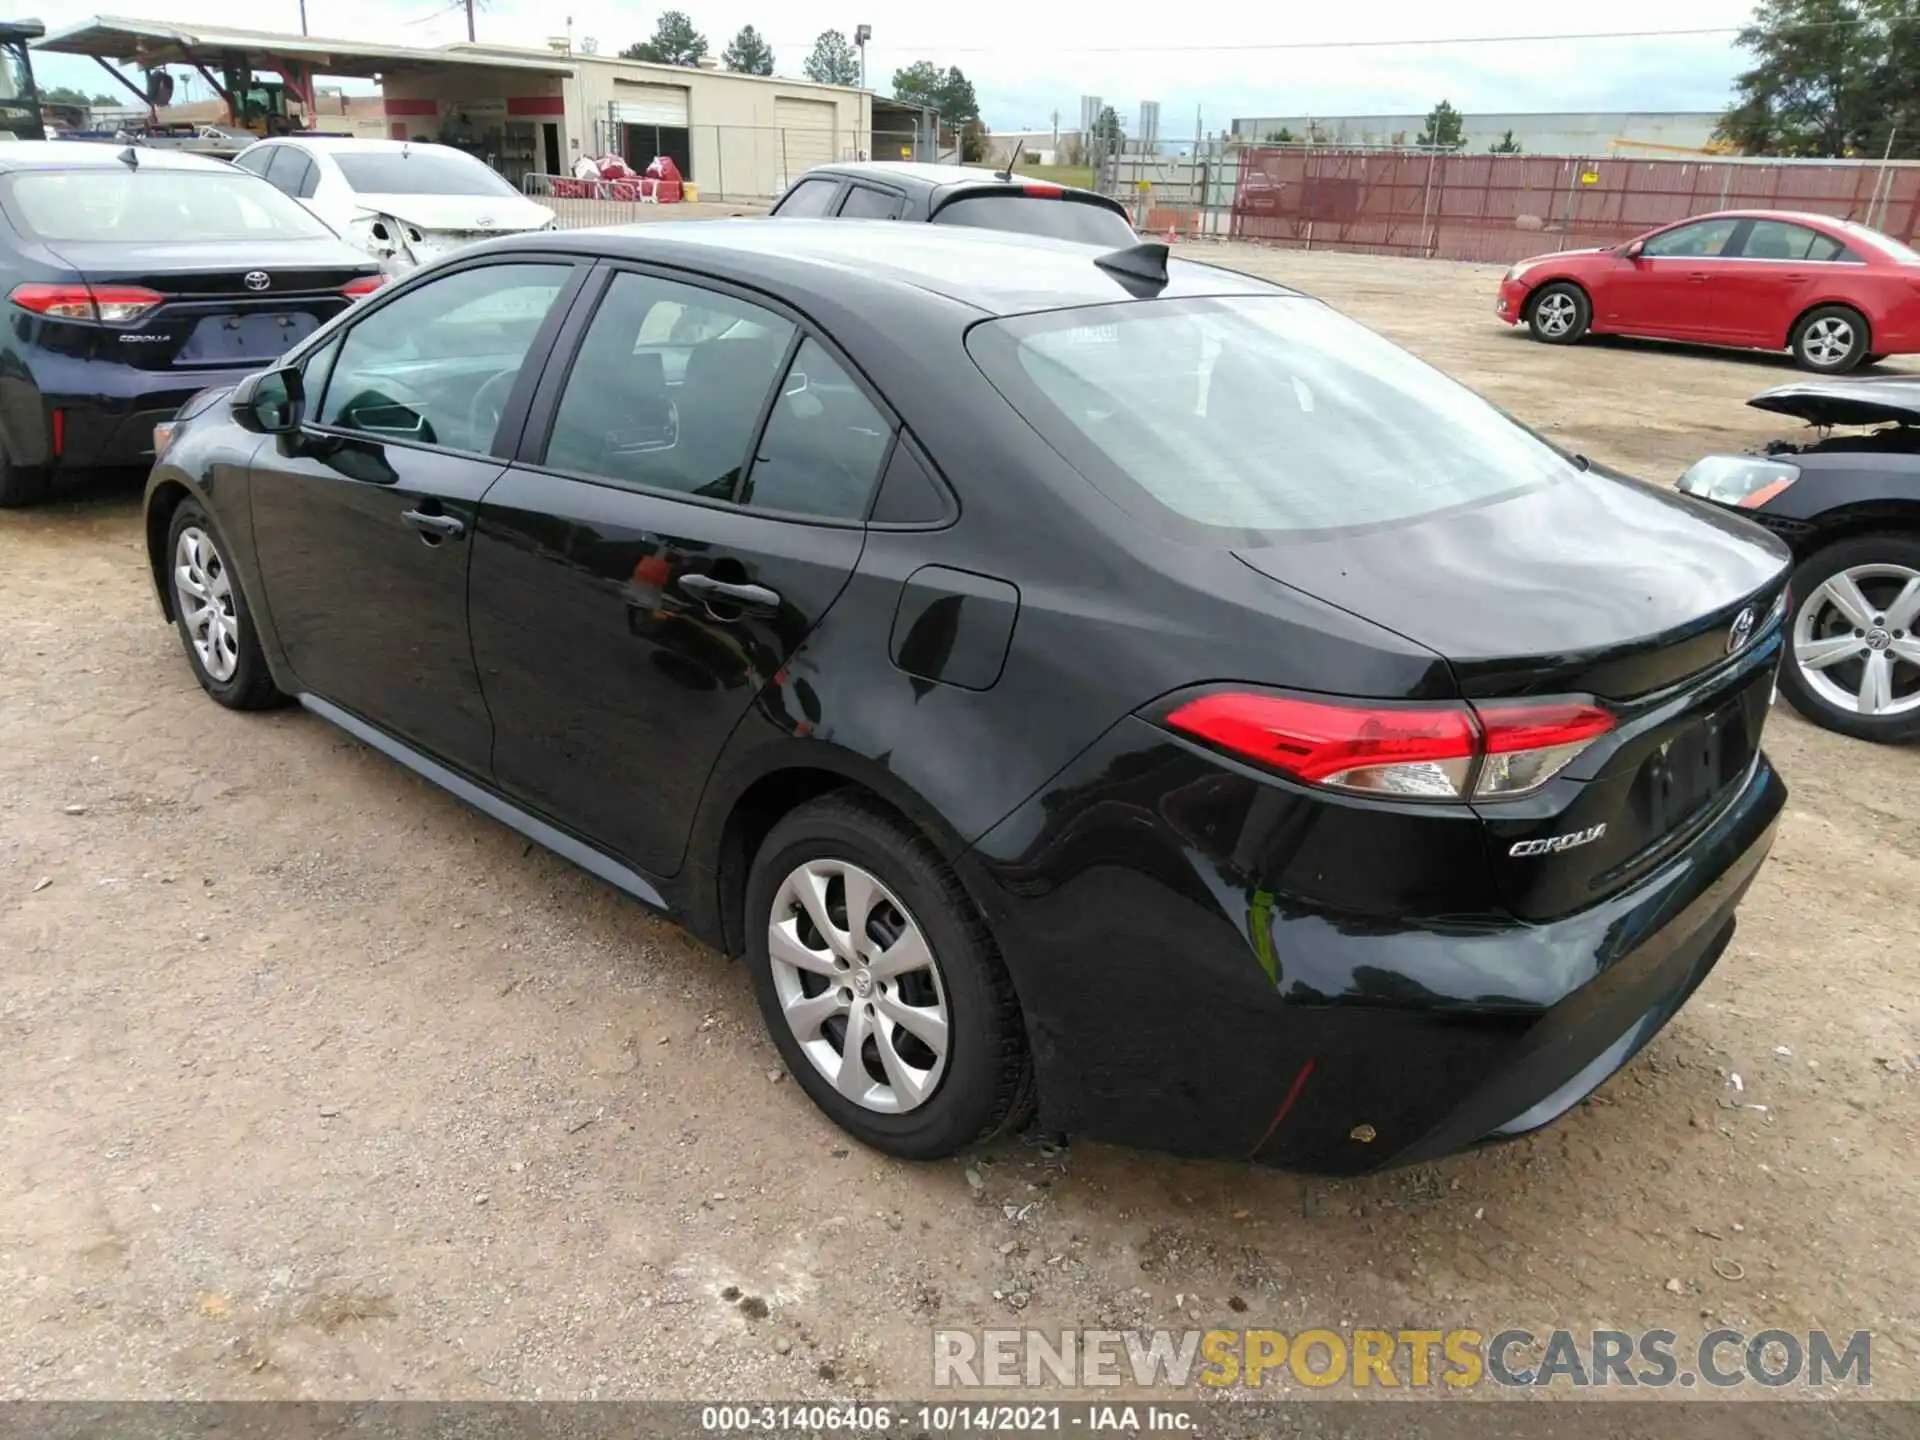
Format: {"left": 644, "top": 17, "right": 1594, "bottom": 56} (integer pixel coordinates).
{"left": 1687, "top": 271, "right": 1710, "bottom": 281}
{"left": 678, "top": 572, "right": 781, "bottom": 617}
{"left": 401, "top": 508, "right": 465, "bottom": 539}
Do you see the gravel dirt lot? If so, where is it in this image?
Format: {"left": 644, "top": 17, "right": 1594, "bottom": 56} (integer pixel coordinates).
{"left": 2, "top": 235, "right": 1916, "bottom": 1403}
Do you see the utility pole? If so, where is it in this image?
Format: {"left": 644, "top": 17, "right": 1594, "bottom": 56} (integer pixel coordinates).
{"left": 465, "top": 0, "right": 476, "bottom": 43}
{"left": 854, "top": 24, "right": 871, "bottom": 89}
{"left": 298, "top": 0, "right": 308, "bottom": 35}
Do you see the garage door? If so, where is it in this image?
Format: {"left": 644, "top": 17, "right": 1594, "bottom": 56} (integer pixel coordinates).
{"left": 612, "top": 83, "right": 689, "bottom": 127}
{"left": 775, "top": 97, "right": 837, "bottom": 187}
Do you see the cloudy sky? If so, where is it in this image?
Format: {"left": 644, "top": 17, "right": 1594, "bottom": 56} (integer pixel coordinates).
{"left": 23, "top": 0, "right": 1764, "bottom": 134}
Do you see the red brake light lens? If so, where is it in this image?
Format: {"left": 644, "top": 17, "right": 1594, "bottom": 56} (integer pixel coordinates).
{"left": 1022, "top": 181, "right": 1064, "bottom": 197}
{"left": 341, "top": 274, "right": 388, "bottom": 299}
{"left": 1164, "top": 693, "right": 1479, "bottom": 799}
{"left": 1164, "top": 692, "right": 1614, "bottom": 801}
{"left": 10, "top": 282, "right": 164, "bottom": 323}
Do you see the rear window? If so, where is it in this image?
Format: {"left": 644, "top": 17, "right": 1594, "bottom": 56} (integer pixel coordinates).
{"left": 932, "top": 191, "right": 1136, "bottom": 246}
{"left": 1833, "top": 218, "right": 1920, "bottom": 264}
{"left": 333, "top": 147, "right": 519, "bottom": 197}
{"left": 2, "top": 170, "right": 335, "bottom": 243}
{"left": 968, "top": 295, "right": 1575, "bottom": 544}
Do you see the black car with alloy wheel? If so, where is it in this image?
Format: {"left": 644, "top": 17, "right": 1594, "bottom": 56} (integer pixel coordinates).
{"left": 143, "top": 221, "right": 1790, "bottom": 1173}
{"left": 1679, "top": 378, "right": 1920, "bottom": 743}
{"left": 0, "top": 142, "right": 384, "bottom": 507}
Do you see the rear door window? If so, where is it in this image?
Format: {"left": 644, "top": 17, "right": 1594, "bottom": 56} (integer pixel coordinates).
{"left": 541, "top": 270, "right": 794, "bottom": 499}
{"left": 1737, "top": 220, "right": 1846, "bottom": 262}
{"left": 775, "top": 177, "right": 841, "bottom": 217}
{"left": 739, "top": 338, "right": 893, "bottom": 519}
{"left": 838, "top": 184, "right": 904, "bottom": 220}
{"left": 968, "top": 295, "right": 1575, "bottom": 545}
{"left": 931, "top": 192, "right": 1135, "bottom": 245}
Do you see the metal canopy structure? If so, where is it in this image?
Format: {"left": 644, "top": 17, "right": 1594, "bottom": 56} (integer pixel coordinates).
{"left": 35, "top": 15, "right": 573, "bottom": 143}
{"left": 33, "top": 16, "right": 575, "bottom": 79}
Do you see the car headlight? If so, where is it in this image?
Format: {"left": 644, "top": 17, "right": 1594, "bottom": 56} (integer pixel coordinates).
{"left": 1677, "top": 455, "right": 1800, "bottom": 508}
{"left": 1504, "top": 260, "right": 1536, "bottom": 284}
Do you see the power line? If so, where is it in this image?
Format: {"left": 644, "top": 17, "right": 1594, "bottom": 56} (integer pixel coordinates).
{"left": 768, "top": 21, "right": 1868, "bottom": 57}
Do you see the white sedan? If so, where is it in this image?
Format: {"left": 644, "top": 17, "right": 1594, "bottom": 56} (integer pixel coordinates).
{"left": 231, "top": 136, "right": 555, "bottom": 273}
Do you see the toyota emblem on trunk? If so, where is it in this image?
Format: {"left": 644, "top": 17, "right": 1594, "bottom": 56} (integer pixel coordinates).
{"left": 1726, "top": 605, "right": 1758, "bottom": 654}
{"left": 244, "top": 271, "right": 271, "bottom": 291}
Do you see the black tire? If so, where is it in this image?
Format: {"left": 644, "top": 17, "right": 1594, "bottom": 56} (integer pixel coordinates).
{"left": 1863, "top": 353, "right": 1889, "bottom": 367}
{"left": 1526, "top": 282, "right": 1590, "bottom": 345}
{"left": 745, "top": 793, "right": 1034, "bottom": 1159}
{"left": 165, "top": 499, "right": 283, "bottom": 711}
{"left": 0, "top": 449, "right": 54, "bottom": 508}
{"left": 1778, "top": 533, "right": 1920, "bottom": 744}
{"left": 1790, "top": 305, "right": 1871, "bottom": 374}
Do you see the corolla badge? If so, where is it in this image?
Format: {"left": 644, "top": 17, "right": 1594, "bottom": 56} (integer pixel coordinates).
{"left": 1726, "top": 605, "right": 1758, "bottom": 654}
{"left": 1510, "top": 823, "right": 1607, "bottom": 857}
{"left": 243, "top": 271, "right": 271, "bottom": 291}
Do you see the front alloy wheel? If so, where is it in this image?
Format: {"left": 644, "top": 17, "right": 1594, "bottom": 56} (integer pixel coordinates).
{"left": 175, "top": 525, "right": 240, "bottom": 682}
{"left": 1781, "top": 536, "right": 1920, "bottom": 742}
{"left": 164, "top": 498, "right": 283, "bottom": 710}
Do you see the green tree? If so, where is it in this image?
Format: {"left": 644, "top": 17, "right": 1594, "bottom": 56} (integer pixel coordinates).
{"left": 1489, "top": 128, "right": 1522, "bottom": 153}
{"left": 890, "top": 61, "right": 979, "bottom": 123}
{"left": 40, "top": 86, "right": 95, "bottom": 107}
{"left": 720, "top": 24, "right": 775, "bottom": 76}
{"left": 1417, "top": 99, "right": 1465, "bottom": 148}
{"left": 1716, "top": 0, "right": 1919, "bottom": 157}
{"left": 1094, "top": 104, "right": 1124, "bottom": 147}
{"left": 960, "top": 117, "right": 990, "bottom": 163}
{"left": 803, "top": 29, "right": 861, "bottom": 86}
{"left": 1263, "top": 126, "right": 1296, "bottom": 143}
{"left": 621, "top": 10, "right": 707, "bottom": 66}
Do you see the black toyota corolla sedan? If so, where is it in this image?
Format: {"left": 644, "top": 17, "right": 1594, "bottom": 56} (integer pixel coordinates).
{"left": 143, "top": 221, "right": 1791, "bottom": 1173}
{"left": 0, "top": 142, "right": 383, "bottom": 506}
{"left": 1680, "top": 378, "right": 1920, "bottom": 743}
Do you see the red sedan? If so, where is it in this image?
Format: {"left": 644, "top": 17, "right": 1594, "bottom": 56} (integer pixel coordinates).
{"left": 1496, "top": 210, "right": 1920, "bottom": 372}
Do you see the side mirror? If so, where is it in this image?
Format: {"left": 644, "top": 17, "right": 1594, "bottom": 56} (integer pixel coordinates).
{"left": 230, "top": 366, "right": 303, "bottom": 434}
{"left": 1621, "top": 239, "right": 1645, "bottom": 260}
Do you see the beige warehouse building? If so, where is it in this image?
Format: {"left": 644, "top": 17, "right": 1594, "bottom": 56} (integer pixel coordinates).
{"left": 38, "top": 18, "right": 921, "bottom": 200}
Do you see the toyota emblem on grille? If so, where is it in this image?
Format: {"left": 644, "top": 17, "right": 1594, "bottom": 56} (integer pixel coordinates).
{"left": 244, "top": 271, "right": 271, "bottom": 292}
{"left": 1726, "top": 605, "right": 1758, "bottom": 654}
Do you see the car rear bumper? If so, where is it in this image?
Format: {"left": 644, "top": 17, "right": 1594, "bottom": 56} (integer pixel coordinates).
{"left": 15, "top": 361, "right": 258, "bottom": 469}
{"left": 961, "top": 717, "right": 1787, "bottom": 1174}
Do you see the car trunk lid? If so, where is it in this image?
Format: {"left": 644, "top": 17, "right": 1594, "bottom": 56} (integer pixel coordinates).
{"left": 42, "top": 238, "right": 369, "bottom": 371}
{"left": 1235, "top": 467, "right": 1791, "bottom": 919}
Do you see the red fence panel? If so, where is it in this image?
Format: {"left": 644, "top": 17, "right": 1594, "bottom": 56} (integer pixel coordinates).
{"left": 1231, "top": 147, "right": 1920, "bottom": 264}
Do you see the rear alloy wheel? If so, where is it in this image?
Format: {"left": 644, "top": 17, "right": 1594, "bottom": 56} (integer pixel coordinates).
{"left": 745, "top": 794, "right": 1033, "bottom": 1159}
{"left": 167, "top": 500, "right": 283, "bottom": 711}
{"left": 1527, "top": 283, "right": 1589, "bottom": 345}
{"left": 1780, "top": 535, "right": 1920, "bottom": 742}
{"left": 1791, "top": 306, "right": 1870, "bottom": 373}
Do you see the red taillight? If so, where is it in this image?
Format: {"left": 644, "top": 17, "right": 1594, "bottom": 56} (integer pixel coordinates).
{"left": 10, "top": 281, "right": 164, "bottom": 324}
{"left": 341, "top": 274, "right": 388, "bottom": 299}
{"left": 1164, "top": 692, "right": 1614, "bottom": 801}
{"left": 1022, "top": 181, "right": 1064, "bottom": 197}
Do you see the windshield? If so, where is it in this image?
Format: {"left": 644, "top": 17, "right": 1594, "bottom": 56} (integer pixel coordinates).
{"left": 933, "top": 192, "right": 1136, "bottom": 246}
{"left": 333, "top": 148, "right": 519, "bottom": 197}
{"left": 969, "top": 295, "right": 1575, "bottom": 544}
{"left": 1833, "top": 218, "right": 1920, "bottom": 264}
{"left": 3, "top": 170, "right": 335, "bottom": 243}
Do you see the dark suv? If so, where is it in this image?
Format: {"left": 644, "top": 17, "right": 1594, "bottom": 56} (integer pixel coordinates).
{"left": 769, "top": 161, "right": 1136, "bottom": 246}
